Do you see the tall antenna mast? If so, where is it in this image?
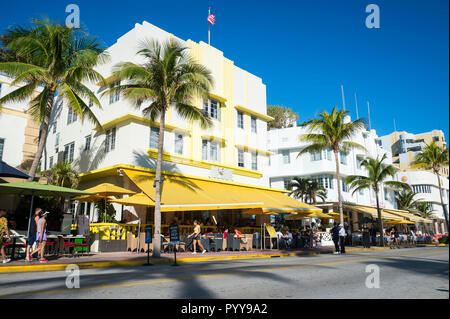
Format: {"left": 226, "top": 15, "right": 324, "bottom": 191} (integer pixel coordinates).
{"left": 354, "top": 93, "right": 359, "bottom": 119}
{"left": 208, "top": 7, "right": 211, "bottom": 45}
{"left": 367, "top": 101, "right": 372, "bottom": 131}
{"left": 341, "top": 85, "right": 346, "bottom": 111}
{"left": 393, "top": 118, "right": 397, "bottom": 132}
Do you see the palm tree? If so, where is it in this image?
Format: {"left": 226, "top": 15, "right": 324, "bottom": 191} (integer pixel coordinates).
{"left": 287, "top": 177, "right": 310, "bottom": 201}
{"left": 395, "top": 190, "right": 423, "bottom": 211}
{"left": 101, "top": 39, "right": 213, "bottom": 257}
{"left": 48, "top": 161, "right": 79, "bottom": 188}
{"left": 414, "top": 202, "right": 436, "bottom": 219}
{"left": 288, "top": 177, "right": 327, "bottom": 204}
{"left": 412, "top": 142, "right": 449, "bottom": 230}
{"left": 305, "top": 180, "right": 327, "bottom": 204}
{"left": 0, "top": 19, "right": 107, "bottom": 180}
{"left": 346, "top": 154, "right": 411, "bottom": 246}
{"left": 298, "top": 106, "right": 367, "bottom": 224}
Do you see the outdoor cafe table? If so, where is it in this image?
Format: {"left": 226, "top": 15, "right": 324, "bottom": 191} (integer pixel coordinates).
{"left": 52, "top": 235, "right": 85, "bottom": 257}
{"left": 3, "top": 234, "right": 25, "bottom": 260}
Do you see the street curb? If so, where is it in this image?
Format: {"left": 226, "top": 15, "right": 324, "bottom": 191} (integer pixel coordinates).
{"left": 0, "top": 246, "right": 435, "bottom": 274}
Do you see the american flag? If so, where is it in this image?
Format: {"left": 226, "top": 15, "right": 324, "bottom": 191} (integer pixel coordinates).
{"left": 207, "top": 14, "right": 215, "bottom": 25}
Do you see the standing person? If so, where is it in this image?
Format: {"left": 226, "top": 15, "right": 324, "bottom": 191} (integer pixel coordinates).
{"left": 0, "top": 210, "right": 11, "bottom": 264}
{"left": 362, "top": 226, "right": 371, "bottom": 248}
{"left": 369, "top": 225, "right": 377, "bottom": 247}
{"left": 331, "top": 222, "right": 340, "bottom": 254}
{"left": 187, "top": 220, "right": 206, "bottom": 254}
{"left": 30, "top": 211, "right": 49, "bottom": 263}
{"left": 338, "top": 224, "right": 346, "bottom": 254}
{"left": 26, "top": 208, "right": 41, "bottom": 262}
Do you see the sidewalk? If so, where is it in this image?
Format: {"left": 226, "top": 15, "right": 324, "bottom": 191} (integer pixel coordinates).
{"left": 1, "top": 244, "right": 444, "bottom": 274}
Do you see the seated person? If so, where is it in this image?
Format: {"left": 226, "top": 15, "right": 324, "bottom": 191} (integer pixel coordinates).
{"left": 233, "top": 229, "right": 243, "bottom": 239}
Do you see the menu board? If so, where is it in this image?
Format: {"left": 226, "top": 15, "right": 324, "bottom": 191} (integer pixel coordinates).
{"left": 265, "top": 225, "right": 277, "bottom": 238}
{"left": 169, "top": 225, "right": 180, "bottom": 244}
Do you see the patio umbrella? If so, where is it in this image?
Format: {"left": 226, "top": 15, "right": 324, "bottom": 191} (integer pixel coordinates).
{"left": 73, "top": 194, "right": 115, "bottom": 202}
{"left": 0, "top": 161, "right": 29, "bottom": 179}
{"left": 0, "top": 181, "right": 92, "bottom": 237}
{"left": 81, "top": 183, "right": 136, "bottom": 222}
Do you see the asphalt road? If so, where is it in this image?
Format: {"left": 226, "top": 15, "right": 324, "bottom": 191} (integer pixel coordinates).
{"left": 0, "top": 247, "right": 448, "bottom": 299}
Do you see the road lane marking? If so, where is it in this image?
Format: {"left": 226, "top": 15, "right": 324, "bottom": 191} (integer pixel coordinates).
{"left": 1, "top": 249, "right": 447, "bottom": 298}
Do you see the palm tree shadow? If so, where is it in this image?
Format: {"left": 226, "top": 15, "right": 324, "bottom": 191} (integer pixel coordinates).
{"left": 74, "top": 138, "right": 107, "bottom": 173}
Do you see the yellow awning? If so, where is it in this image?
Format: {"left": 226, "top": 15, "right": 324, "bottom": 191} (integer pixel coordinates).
{"left": 109, "top": 193, "right": 154, "bottom": 206}
{"left": 123, "top": 169, "right": 321, "bottom": 213}
{"left": 284, "top": 211, "right": 331, "bottom": 220}
{"left": 383, "top": 209, "right": 433, "bottom": 224}
{"left": 344, "top": 204, "right": 404, "bottom": 220}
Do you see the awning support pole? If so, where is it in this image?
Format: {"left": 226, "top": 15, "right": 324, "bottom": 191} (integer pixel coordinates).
{"left": 26, "top": 193, "right": 35, "bottom": 239}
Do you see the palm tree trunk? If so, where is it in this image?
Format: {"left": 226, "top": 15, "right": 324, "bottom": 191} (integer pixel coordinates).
{"left": 152, "top": 108, "right": 166, "bottom": 258}
{"left": 435, "top": 171, "right": 449, "bottom": 233}
{"left": 333, "top": 150, "right": 344, "bottom": 225}
{"left": 27, "top": 90, "right": 55, "bottom": 181}
{"left": 375, "top": 189, "right": 384, "bottom": 247}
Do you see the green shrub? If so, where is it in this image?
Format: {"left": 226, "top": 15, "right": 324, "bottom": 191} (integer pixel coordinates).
{"left": 438, "top": 236, "right": 449, "bottom": 244}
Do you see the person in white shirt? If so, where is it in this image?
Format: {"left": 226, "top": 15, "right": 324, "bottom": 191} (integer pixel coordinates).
{"left": 338, "top": 224, "right": 346, "bottom": 254}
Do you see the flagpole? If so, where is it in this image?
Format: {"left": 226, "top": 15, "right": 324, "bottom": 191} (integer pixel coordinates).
{"left": 341, "top": 85, "right": 346, "bottom": 111}
{"left": 208, "top": 7, "right": 211, "bottom": 45}
{"left": 354, "top": 93, "right": 359, "bottom": 119}
{"left": 367, "top": 101, "right": 372, "bottom": 131}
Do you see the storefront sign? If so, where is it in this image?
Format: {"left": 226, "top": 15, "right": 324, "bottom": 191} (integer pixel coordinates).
{"left": 169, "top": 225, "right": 180, "bottom": 244}
{"left": 210, "top": 166, "right": 233, "bottom": 181}
{"left": 145, "top": 225, "right": 153, "bottom": 244}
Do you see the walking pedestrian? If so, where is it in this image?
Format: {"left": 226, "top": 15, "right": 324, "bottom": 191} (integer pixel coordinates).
{"left": 331, "top": 222, "right": 340, "bottom": 254}
{"left": 30, "top": 211, "right": 49, "bottom": 263}
{"left": 338, "top": 224, "right": 346, "bottom": 254}
{"left": 25, "top": 207, "right": 41, "bottom": 262}
{"left": 187, "top": 220, "right": 206, "bottom": 254}
{"left": 0, "top": 210, "right": 11, "bottom": 264}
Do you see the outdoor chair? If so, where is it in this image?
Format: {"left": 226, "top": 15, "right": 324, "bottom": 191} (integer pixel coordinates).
{"left": 239, "top": 234, "right": 253, "bottom": 251}
{"left": 126, "top": 232, "right": 138, "bottom": 252}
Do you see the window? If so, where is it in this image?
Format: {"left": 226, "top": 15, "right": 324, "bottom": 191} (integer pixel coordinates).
{"left": 174, "top": 133, "right": 183, "bottom": 155}
{"left": 238, "top": 149, "right": 244, "bottom": 167}
{"left": 342, "top": 180, "right": 349, "bottom": 192}
{"left": 412, "top": 184, "right": 431, "bottom": 194}
{"left": 322, "top": 148, "right": 332, "bottom": 161}
{"left": 149, "top": 127, "right": 159, "bottom": 150}
{"left": 251, "top": 116, "right": 257, "bottom": 133}
{"left": 53, "top": 121, "right": 57, "bottom": 134}
{"left": 284, "top": 178, "right": 291, "bottom": 190}
{"left": 202, "top": 139, "right": 220, "bottom": 162}
{"left": 432, "top": 136, "right": 439, "bottom": 142}
{"left": 84, "top": 135, "right": 91, "bottom": 151}
{"left": 237, "top": 111, "right": 244, "bottom": 129}
{"left": 109, "top": 81, "right": 120, "bottom": 104}
{"left": 55, "top": 133, "right": 60, "bottom": 148}
{"left": 251, "top": 152, "right": 257, "bottom": 170}
{"left": 67, "top": 108, "right": 77, "bottom": 125}
{"left": 210, "top": 141, "right": 219, "bottom": 162}
{"left": 356, "top": 157, "right": 363, "bottom": 169}
{"left": 310, "top": 151, "right": 322, "bottom": 161}
{"left": 359, "top": 188, "right": 364, "bottom": 195}
{"left": 49, "top": 156, "right": 53, "bottom": 168}
{"left": 0, "top": 138, "right": 4, "bottom": 161}
{"left": 64, "top": 142, "right": 75, "bottom": 162}
{"left": 282, "top": 150, "right": 290, "bottom": 164}
{"left": 203, "top": 98, "right": 219, "bottom": 120}
{"left": 311, "top": 175, "right": 334, "bottom": 189}
{"left": 202, "top": 140, "right": 208, "bottom": 161}
{"left": 340, "top": 152, "right": 347, "bottom": 165}
{"left": 105, "top": 127, "right": 116, "bottom": 153}
{"left": 384, "top": 188, "right": 389, "bottom": 201}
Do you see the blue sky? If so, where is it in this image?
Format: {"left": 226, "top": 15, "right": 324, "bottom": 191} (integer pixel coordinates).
{"left": 1, "top": 0, "right": 448, "bottom": 139}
